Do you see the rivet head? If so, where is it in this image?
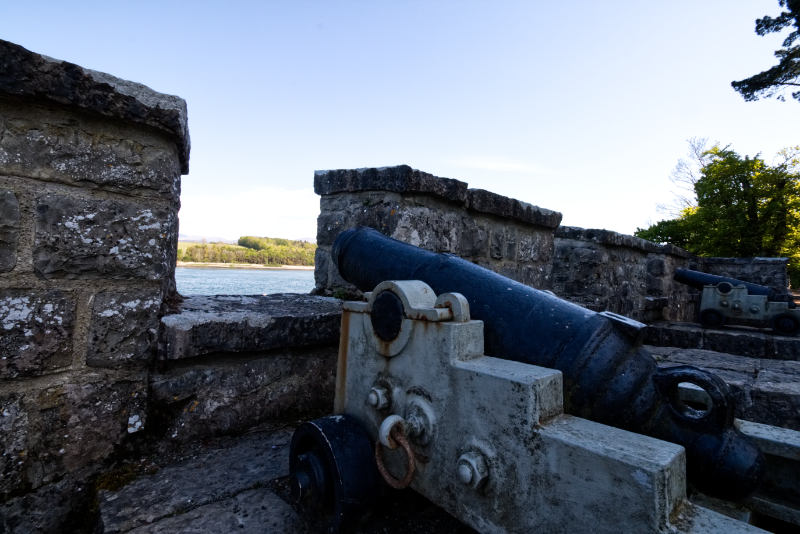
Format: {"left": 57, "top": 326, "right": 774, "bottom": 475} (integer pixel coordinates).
{"left": 750, "top": 306, "right": 760, "bottom": 314}
{"left": 720, "top": 300, "right": 729, "bottom": 307}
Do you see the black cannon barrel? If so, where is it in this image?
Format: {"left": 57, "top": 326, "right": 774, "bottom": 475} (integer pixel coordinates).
{"left": 675, "top": 267, "right": 795, "bottom": 308}
{"left": 333, "top": 227, "right": 765, "bottom": 501}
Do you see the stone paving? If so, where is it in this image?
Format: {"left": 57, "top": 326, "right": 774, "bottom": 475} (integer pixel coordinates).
{"left": 96, "top": 427, "right": 474, "bottom": 534}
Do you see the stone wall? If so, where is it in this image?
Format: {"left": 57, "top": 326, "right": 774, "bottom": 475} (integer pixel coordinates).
{"left": 312, "top": 167, "right": 790, "bottom": 324}
{"left": 552, "top": 227, "right": 698, "bottom": 323}
{"left": 700, "top": 257, "right": 791, "bottom": 290}
{"left": 313, "top": 165, "right": 562, "bottom": 297}
{"left": 0, "top": 40, "right": 188, "bottom": 533}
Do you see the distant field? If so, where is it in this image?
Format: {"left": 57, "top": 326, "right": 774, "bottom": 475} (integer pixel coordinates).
{"left": 178, "top": 241, "right": 245, "bottom": 252}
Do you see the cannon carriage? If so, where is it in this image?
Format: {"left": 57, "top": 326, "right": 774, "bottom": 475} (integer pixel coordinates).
{"left": 674, "top": 268, "right": 799, "bottom": 336}
{"left": 288, "top": 227, "right": 770, "bottom": 533}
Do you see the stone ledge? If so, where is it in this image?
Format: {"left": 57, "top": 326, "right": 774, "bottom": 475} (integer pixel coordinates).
{"left": 0, "top": 39, "right": 190, "bottom": 174}
{"left": 554, "top": 226, "right": 693, "bottom": 258}
{"left": 645, "top": 321, "right": 800, "bottom": 361}
{"left": 314, "top": 165, "right": 563, "bottom": 230}
{"left": 159, "top": 294, "right": 343, "bottom": 360}
{"left": 314, "top": 165, "right": 468, "bottom": 204}
{"left": 466, "top": 188, "right": 562, "bottom": 229}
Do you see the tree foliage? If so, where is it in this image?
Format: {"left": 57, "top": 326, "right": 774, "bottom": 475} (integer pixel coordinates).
{"left": 178, "top": 237, "right": 316, "bottom": 266}
{"left": 731, "top": 0, "right": 800, "bottom": 103}
{"left": 636, "top": 145, "right": 800, "bottom": 287}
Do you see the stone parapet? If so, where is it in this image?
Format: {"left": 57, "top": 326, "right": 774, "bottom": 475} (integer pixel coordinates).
{"left": 0, "top": 40, "right": 187, "bottom": 533}
{"left": 153, "top": 294, "right": 342, "bottom": 443}
{"left": 0, "top": 39, "right": 189, "bottom": 174}
{"left": 554, "top": 226, "right": 693, "bottom": 258}
{"left": 314, "top": 166, "right": 562, "bottom": 297}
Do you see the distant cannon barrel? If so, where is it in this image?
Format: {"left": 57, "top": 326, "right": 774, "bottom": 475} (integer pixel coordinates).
{"left": 333, "top": 226, "right": 765, "bottom": 500}
{"left": 675, "top": 267, "right": 795, "bottom": 308}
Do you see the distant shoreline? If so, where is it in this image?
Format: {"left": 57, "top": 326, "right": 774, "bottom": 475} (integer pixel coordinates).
{"left": 176, "top": 261, "right": 314, "bottom": 271}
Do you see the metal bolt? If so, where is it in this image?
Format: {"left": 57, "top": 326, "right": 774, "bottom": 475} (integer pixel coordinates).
{"left": 720, "top": 300, "right": 729, "bottom": 307}
{"left": 750, "top": 306, "right": 760, "bottom": 314}
{"left": 456, "top": 452, "right": 488, "bottom": 490}
{"left": 368, "top": 387, "right": 390, "bottom": 410}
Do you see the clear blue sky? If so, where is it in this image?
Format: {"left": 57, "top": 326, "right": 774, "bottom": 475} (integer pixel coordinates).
{"left": 2, "top": 1, "right": 796, "bottom": 241}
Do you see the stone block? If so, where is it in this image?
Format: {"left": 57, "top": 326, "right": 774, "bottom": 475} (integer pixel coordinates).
{"left": 704, "top": 330, "right": 768, "bottom": 359}
{"left": 314, "top": 165, "right": 468, "bottom": 204}
{"left": 98, "top": 429, "right": 292, "bottom": 533}
{"left": 647, "top": 258, "right": 666, "bottom": 276}
{"left": 2, "top": 474, "right": 90, "bottom": 534}
{"left": 752, "top": 370, "right": 800, "bottom": 430}
{"left": 152, "top": 345, "right": 336, "bottom": 442}
{"left": 0, "top": 189, "right": 19, "bottom": 272}
{"left": 490, "top": 228, "right": 504, "bottom": 259}
{"left": 504, "top": 226, "right": 517, "bottom": 260}
{"left": 126, "top": 488, "right": 305, "bottom": 534}
{"left": 0, "top": 289, "right": 75, "bottom": 378}
{"left": 34, "top": 195, "right": 175, "bottom": 280}
{"left": 86, "top": 290, "right": 161, "bottom": 369}
{"left": 772, "top": 336, "right": 800, "bottom": 361}
{"left": 0, "top": 103, "right": 182, "bottom": 200}
{"left": 159, "top": 294, "right": 342, "bottom": 360}
{"left": 644, "top": 322, "right": 703, "bottom": 349}
{"left": 0, "top": 378, "right": 146, "bottom": 499}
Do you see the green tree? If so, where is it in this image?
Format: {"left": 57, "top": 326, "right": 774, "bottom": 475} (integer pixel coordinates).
{"left": 636, "top": 145, "right": 800, "bottom": 286}
{"left": 731, "top": 0, "right": 800, "bottom": 103}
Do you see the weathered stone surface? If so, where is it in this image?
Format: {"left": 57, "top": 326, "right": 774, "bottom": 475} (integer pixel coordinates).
{"left": 86, "top": 290, "right": 161, "bottom": 368}
{"left": 752, "top": 370, "right": 800, "bottom": 430}
{"left": 701, "top": 257, "right": 790, "bottom": 290}
{"left": 314, "top": 165, "right": 468, "bottom": 204}
{"left": 0, "top": 289, "right": 74, "bottom": 378}
{"left": 2, "top": 474, "right": 91, "bottom": 534}
{"left": 152, "top": 345, "right": 336, "bottom": 442}
{"left": 159, "top": 294, "right": 342, "bottom": 360}
{"left": 98, "top": 429, "right": 292, "bottom": 533}
{"left": 467, "top": 188, "right": 562, "bottom": 229}
{"left": 704, "top": 329, "right": 769, "bottom": 359}
{"left": 0, "top": 39, "right": 189, "bottom": 173}
{"left": 0, "top": 102, "right": 182, "bottom": 200}
{"left": 127, "top": 488, "right": 305, "bottom": 534}
{"left": 554, "top": 226, "right": 693, "bottom": 258}
{"left": 646, "top": 321, "right": 800, "bottom": 361}
{"left": 0, "top": 378, "right": 146, "bottom": 499}
{"left": 0, "top": 189, "right": 19, "bottom": 272}
{"left": 644, "top": 322, "right": 703, "bottom": 350}
{"left": 34, "top": 195, "right": 175, "bottom": 280}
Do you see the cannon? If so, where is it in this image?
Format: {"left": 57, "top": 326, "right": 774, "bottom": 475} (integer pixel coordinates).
{"left": 325, "top": 227, "right": 765, "bottom": 501}
{"left": 674, "top": 268, "right": 799, "bottom": 336}
{"left": 289, "top": 279, "right": 765, "bottom": 533}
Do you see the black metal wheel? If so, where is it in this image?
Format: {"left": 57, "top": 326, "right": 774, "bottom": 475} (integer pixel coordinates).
{"left": 699, "top": 309, "right": 725, "bottom": 329}
{"left": 289, "top": 415, "right": 380, "bottom": 533}
{"left": 771, "top": 313, "right": 800, "bottom": 337}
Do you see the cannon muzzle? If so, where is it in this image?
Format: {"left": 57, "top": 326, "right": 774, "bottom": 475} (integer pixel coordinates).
{"left": 332, "top": 226, "right": 765, "bottom": 500}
